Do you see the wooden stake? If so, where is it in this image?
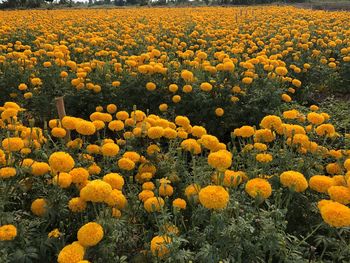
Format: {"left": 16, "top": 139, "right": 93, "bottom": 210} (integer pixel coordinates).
{"left": 55, "top": 96, "right": 70, "bottom": 141}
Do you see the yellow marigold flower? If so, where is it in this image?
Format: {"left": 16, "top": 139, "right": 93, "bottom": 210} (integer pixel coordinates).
{"left": 159, "top": 184, "right": 174, "bottom": 197}
{"left": 245, "top": 178, "right": 272, "bottom": 199}
{"left": 215, "top": 107, "right": 224, "bottom": 116}
{"left": 254, "top": 129, "right": 275, "bottom": 143}
{"left": 103, "top": 173, "right": 124, "bottom": 190}
{"left": 106, "top": 104, "right": 117, "bottom": 114}
{"left": 198, "top": 185, "right": 229, "bottom": 210}
{"left": 159, "top": 103, "right": 168, "bottom": 112}
{"left": 80, "top": 180, "right": 112, "bottom": 203}
{"left": 51, "top": 127, "right": 67, "bottom": 138}
{"left": 200, "top": 82, "right": 213, "bottom": 92}
{"left": 281, "top": 93, "right": 292, "bottom": 102}
{"left": 260, "top": 115, "right": 283, "bottom": 131}
{"left": 31, "top": 198, "right": 47, "bottom": 217}
{"left": 292, "top": 79, "right": 301, "bottom": 87}
{"left": 208, "top": 150, "right": 232, "bottom": 171}
{"left": 108, "top": 120, "right": 124, "bottom": 132}
{"left": 86, "top": 144, "right": 100, "bottom": 155}
{"left": 199, "top": 134, "right": 220, "bottom": 151}
{"left": 31, "top": 77, "right": 42, "bottom": 86}
{"left": 77, "top": 222, "right": 104, "bottom": 247}
{"left": 344, "top": 159, "right": 350, "bottom": 171}
{"left": 49, "top": 152, "right": 75, "bottom": 173}
{"left": 138, "top": 190, "right": 155, "bottom": 202}
{"left": 146, "top": 82, "right": 156, "bottom": 91}
{"left": 142, "top": 182, "right": 155, "bottom": 191}
{"left": 182, "top": 183, "right": 201, "bottom": 200}
{"left": 76, "top": 120, "right": 96, "bottom": 136}
{"left": 309, "top": 175, "right": 334, "bottom": 193}
{"left": 144, "top": 197, "right": 165, "bottom": 212}
{"left": 191, "top": 126, "right": 207, "bottom": 138}
{"left": 181, "top": 139, "right": 201, "bottom": 155}
{"left": 280, "top": 171, "right": 308, "bottom": 192}
{"left": 112, "top": 208, "right": 122, "bottom": 218}
{"left": 62, "top": 116, "right": 79, "bottom": 130}
{"left": 18, "top": 83, "right": 28, "bottom": 91}
{"left": 242, "top": 77, "right": 253, "bottom": 84}
{"left": 318, "top": 200, "right": 350, "bottom": 227}
{"left": 123, "top": 151, "right": 141, "bottom": 163}
{"left": 53, "top": 172, "right": 72, "bottom": 188}
{"left": 31, "top": 162, "right": 50, "bottom": 176}
{"left": 92, "top": 120, "right": 105, "bottom": 130}
{"left": 216, "top": 170, "right": 247, "bottom": 187}
{"left": 0, "top": 167, "right": 16, "bottom": 178}
{"left": 253, "top": 143, "right": 267, "bottom": 151}
{"left": 2, "top": 137, "right": 24, "bottom": 152}
{"left": 68, "top": 197, "right": 87, "bottom": 213}
{"left": 48, "top": 228, "right": 61, "bottom": 238}
{"left": 70, "top": 168, "right": 89, "bottom": 184}
{"left": 181, "top": 70, "right": 194, "bottom": 82}
{"left": 172, "top": 95, "right": 181, "bottom": 103}
{"left": 117, "top": 158, "right": 135, "bottom": 171}
{"left": 0, "top": 224, "right": 17, "bottom": 241}
{"left": 150, "top": 235, "right": 172, "bottom": 258}
{"left": 307, "top": 112, "right": 325, "bottom": 125}
{"left": 233, "top": 126, "right": 255, "bottom": 138}
{"left": 57, "top": 242, "right": 85, "bottom": 263}
{"left": 173, "top": 198, "right": 187, "bottom": 210}
{"left": 147, "top": 144, "right": 160, "bottom": 155}
{"left": 256, "top": 153, "right": 273, "bottom": 163}
{"left": 116, "top": 111, "right": 129, "bottom": 121}
{"left": 101, "top": 143, "right": 119, "bottom": 157}
{"left": 105, "top": 190, "right": 127, "bottom": 209}
{"left": 315, "top": 124, "right": 335, "bottom": 137}
{"left": 168, "top": 84, "right": 178, "bottom": 93}
{"left": 326, "top": 163, "right": 342, "bottom": 175}
{"left": 147, "top": 126, "right": 164, "bottom": 139}
{"left": 275, "top": 66, "right": 288, "bottom": 76}
{"left": 24, "top": 92, "right": 33, "bottom": 99}
{"left": 332, "top": 175, "right": 347, "bottom": 186}
{"left": 182, "top": 84, "right": 192, "bottom": 93}
{"left": 310, "top": 105, "right": 319, "bottom": 111}
{"left": 328, "top": 186, "right": 350, "bottom": 205}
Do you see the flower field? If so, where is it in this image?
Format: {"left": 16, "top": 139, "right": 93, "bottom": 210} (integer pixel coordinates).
{"left": 0, "top": 6, "right": 350, "bottom": 263}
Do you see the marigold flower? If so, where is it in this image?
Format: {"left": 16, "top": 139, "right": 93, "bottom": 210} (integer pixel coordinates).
{"left": 49, "top": 152, "right": 75, "bottom": 173}
{"left": 328, "top": 186, "right": 350, "bottom": 205}
{"left": 58, "top": 242, "right": 85, "bottom": 263}
{"left": 68, "top": 197, "right": 87, "bottom": 213}
{"left": 144, "top": 197, "right": 165, "bottom": 212}
{"left": 0, "top": 224, "right": 17, "bottom": 241}
{"left": 2, "top": 137, "right": 24, "bottom": 152}
{"left": 77, "top": 222, "right": 104, "bottom": 247}
{"left": 103, "top": 173, "right": 124, "bottom": 190}
{"left": 0, "top": 167, "right": 16, "bottom": 179}
{"left": 53, "top": 172, "right": 72, "bottom": 188}
{"left": 31, "top": 198, "right": 47, "bottom": 217}
{"left": 117, "top": 157, "right": 135, "bottom": 171}
{"left": 245, "top": 178, "right": 272, "bottom": 199}
{"left": 172, "top": 198, "right": 187, "bottom": 210}
{"left": 198, "top": 185, "right": 229, "bottom": 210}
{"left": 150, "top": 235, "right": 172, "bottom": 258}
{"left": 101, "top": 142, "right": 120, "bottom": 157}
{"left": 208, "top": 150, "right": 232, "bottom": 171}
{"left": 181, "top": 139, "right": 201, "bottom": 155}
{"left": 280, "top": 171, "right": 308, "bottom": 192}
{"left": 80, "top": 180, "right": 112, "bottom": 203}
{"left": 309, "top": 175, "right": 334, "bottom": 193}
{"left": 318, "top": 200, "right": 350, "bottom": 227}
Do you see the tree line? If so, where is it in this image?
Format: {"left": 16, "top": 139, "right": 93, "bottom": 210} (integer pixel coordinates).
{"left": 0, "top": 0, "right": 304, "bottom": 10}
